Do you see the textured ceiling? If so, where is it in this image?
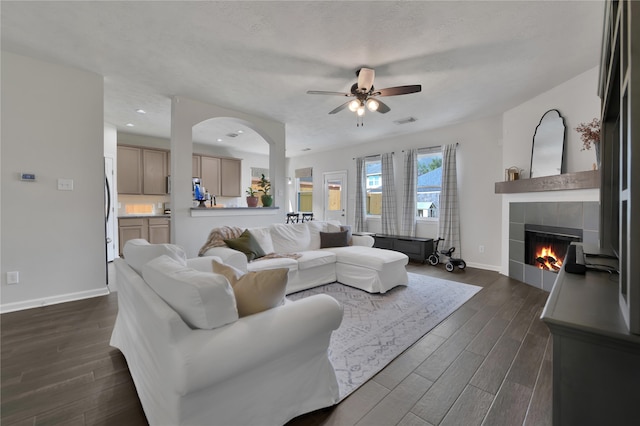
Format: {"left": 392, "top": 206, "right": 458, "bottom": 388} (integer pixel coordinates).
{"left": 1, "top": 1, "right": 604, "bottom": 157}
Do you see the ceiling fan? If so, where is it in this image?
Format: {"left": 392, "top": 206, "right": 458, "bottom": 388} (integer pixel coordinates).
{"left": 307, "top": 67, "right": 421, "bottom": 126}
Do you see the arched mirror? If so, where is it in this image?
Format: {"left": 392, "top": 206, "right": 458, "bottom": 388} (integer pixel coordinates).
{"left": 530, "top": 109, "right": 565, "bottom": 178}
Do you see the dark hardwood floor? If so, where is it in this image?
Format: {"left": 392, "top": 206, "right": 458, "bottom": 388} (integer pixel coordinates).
{"left": 1, "top": 263, "right": 551, "bottom": 425}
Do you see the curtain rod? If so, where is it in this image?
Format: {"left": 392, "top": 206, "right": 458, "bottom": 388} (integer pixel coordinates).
{"left": 401, "top": 142, "right": 459, "bottom": 153}
{"left": 352, "top": 152, "right": 394, "bottom": 160}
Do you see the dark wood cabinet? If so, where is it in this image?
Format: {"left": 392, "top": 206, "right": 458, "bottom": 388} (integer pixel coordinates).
{"left": 373, "top": 234, "right": 434, "bottom": 263}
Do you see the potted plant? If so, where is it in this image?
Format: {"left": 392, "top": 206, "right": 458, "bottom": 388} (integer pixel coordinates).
{"left": 258, "top": 174, "right": 273, "bottom": 207}
{"left": 246, "top": 187, "right": 259, "bottom": 207}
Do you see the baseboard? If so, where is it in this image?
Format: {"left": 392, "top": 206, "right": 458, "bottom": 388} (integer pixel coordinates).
{"left": 0, "top": 287, "right": 111, "bottom": 314}
{"left": 464, "top": 262, "right": 501, "bottom": 272}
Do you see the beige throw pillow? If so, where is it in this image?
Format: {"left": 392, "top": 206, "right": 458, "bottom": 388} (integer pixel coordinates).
{"left": 212, "top": 260, "right": 288, "bottom": 317}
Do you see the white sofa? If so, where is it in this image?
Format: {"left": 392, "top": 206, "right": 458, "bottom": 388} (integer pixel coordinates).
{"left": 201, "top": 221, "right": 409, "bottom": 294}
{"left": 110, "top": 239, "right": 343, "bottom": 426}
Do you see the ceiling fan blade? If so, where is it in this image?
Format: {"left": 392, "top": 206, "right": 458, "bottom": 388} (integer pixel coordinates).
{"left": 307, "top": 90, "right": 352, "bottom": 96}
{"left": 357, "top": 68, "right": 375, "bottom": 92}
{"left": 374, "top": 85, "right": 422, "bottom": 97}
{"left": 373, "top": 98, "right": 391, "bottom": 114}
{"left": 329, "top": 101, "right": 351, "bottom": 114}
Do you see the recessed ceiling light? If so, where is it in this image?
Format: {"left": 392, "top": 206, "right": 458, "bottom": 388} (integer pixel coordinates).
{"left": 237, "top": 130, "right": 244, "bottom": 134}
{"left": 125, "top": 123, "right": 134, "bottom": 127}
{"left": 136, "top": 109, "right": 146, "bottom": 114}
{"left": 217, "top": 138, "right": 223, "bottom": 142}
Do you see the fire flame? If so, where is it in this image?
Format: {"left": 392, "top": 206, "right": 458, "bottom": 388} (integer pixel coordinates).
{"left": 535, "top": 246, "right": 562, "bottom": 271}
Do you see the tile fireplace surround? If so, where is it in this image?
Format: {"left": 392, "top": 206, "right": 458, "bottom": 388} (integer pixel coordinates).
{"left": 508, "top": 201, "right": 599, "bottom": 291}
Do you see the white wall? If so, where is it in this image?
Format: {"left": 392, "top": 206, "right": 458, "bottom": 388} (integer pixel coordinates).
{"left": 503, "top": 67, "right": 601, "bottom": 176}
{"left": 499, "top": 66, "right": 602, "bottom": 275}
{"left": 170, "top": 96, "right": 286, "bottom": 257}
{"left": 288, "top": 115, "right": 504, "bottom": 271}
{"left": 1, "top": 52, "right": 108, "bottom": 312}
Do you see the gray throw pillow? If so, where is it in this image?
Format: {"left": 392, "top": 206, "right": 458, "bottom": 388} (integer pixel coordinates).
{"left": 320, "top": 230, "right": 349, "bottom": 248}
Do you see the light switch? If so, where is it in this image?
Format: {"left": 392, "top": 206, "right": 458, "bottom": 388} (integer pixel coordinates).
{"left": 57, "top": 178, "right": 74, "bottom": 191}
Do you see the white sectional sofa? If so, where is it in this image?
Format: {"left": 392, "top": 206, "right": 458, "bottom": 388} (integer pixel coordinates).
{"left": 200, "top": 221, "right": 410, "bottom": 294}
{"left": 111, "top": 239, "right": 343, "bottom": 426}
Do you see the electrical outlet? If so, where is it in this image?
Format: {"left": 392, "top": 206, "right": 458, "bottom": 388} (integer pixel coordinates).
{"left": 7, "top": 271, "right": 19, "bottom": 285}
{"left": 479, "top": 245, "right": 485, "bottom": 253}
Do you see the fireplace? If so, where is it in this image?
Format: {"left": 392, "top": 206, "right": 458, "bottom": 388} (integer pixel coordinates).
{"left": 507, "top": 201, "right": 599, "bottom": 291}
{"left": 524, "top": 224, "right": 582, "bottom": 273}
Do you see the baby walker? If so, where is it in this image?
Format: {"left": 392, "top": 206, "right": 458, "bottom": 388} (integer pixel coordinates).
{"left": 428, "top": 238, "right": 467, "bottom": 272}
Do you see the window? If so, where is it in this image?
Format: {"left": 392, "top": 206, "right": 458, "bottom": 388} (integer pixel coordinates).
{"left": 416, "top": 150, "right": 442, "bottom": 218}
{"left": 297, "top": 176, "right": 313, "bottom": 212}
{"left": 295, "top": 167, "right": 313, "bottom": 212}
{"left": 365, "top": 157, "right": 382, "bottom": 215}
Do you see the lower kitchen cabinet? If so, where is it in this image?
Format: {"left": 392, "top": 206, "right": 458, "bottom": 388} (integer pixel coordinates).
{"left": 118, "top": 217, "right": 170, "bottom": 255}
{"left": 148, "top": 217, "right": 170, "bottom": 244}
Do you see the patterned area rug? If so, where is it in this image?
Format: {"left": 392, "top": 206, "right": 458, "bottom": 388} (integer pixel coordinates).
{"left": 288, "top": 273, "right": 482, "bottom": 400}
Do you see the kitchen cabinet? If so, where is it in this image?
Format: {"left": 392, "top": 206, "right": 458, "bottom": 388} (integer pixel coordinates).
{"left": 118, "top": 217, "right": 170, "bottom": 255}
{"left": 192, "top": 155, "right": 201, "bottom": 178}
{"left": 117, "top": 146, "right": 142, "bottom": 194}
{"left": 143, "top": 149, "right": 168, "bottom": 194}
{"left": 220, "top": 158, "right": 241, "bottom": 196}
{"left": 193, "top": 155, "right": 242, "bottom": 197}
{"left": 148, "top": 218, "right": 170, "bottom": 244}
{"left": 200, "top": 156, "right": 221, "bottom": 196}
{"left": 117, "top": 145, "right": 168, "bottom": 195}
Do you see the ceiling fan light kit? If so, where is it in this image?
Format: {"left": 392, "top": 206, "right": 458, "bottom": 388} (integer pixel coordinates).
{"left": 307, "top": 67, "right": 421, "bottom": 127}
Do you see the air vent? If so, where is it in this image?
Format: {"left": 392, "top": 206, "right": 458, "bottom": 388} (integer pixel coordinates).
{"left": 301, "top": 148, "right": 311, "bottom": 152}
{"left": 226, "top": 132, "right": 239, "bottom": 138}
{"left": 393, "top": 117, "right": 418, "bottom": 125}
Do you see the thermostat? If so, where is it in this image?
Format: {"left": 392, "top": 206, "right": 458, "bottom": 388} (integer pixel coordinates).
{"left": 20, "top": 173, "right": 36, "bottom": 182}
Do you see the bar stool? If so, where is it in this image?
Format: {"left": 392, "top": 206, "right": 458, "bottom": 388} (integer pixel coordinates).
{"left": 301, "top": 213, "right": 314, "bottom": 222}
{"left": 286, "top": 212, "right": 299, "bottom": 223}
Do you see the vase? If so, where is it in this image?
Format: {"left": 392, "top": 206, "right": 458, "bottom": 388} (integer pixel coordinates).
{"left": 261, "top": 194, "right": 273, "bottom": 207}
{"left": 246, "top": 196, "right": 259, "bottom": 207}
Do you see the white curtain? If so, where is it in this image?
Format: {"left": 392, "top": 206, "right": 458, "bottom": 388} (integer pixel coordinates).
{"left": 401, "top": 149, "right": 418, "bottom": 236}
{"left": 438, "top": 144, "right": 461, "bottom": 254}
{"left": 381, "top": 153, "right": 397, "bottom": 235}
{"left": 355, "top": 157, "right": 367, "bottom": 232}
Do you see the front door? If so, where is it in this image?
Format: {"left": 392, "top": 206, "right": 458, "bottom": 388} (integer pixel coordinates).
{"left": 323, "top": 171, "right": 347, "bottom": 224}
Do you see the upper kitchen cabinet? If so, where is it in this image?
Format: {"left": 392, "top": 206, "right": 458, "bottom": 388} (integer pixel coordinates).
{"left": 117, "top": 145, "right": 168, "bottom": 195}
{"left": 194, "top": 155, "right": 242, "bottom": 197}
{"left": 192, "top": 155, "right": 201, "bottom": 178}
{"left": 117, "top": 146, "right": 143, "bottom": 194}
{"left": 220, "top": 158, "right": 241, "bottom": 196}
{"left": 200, "top": 155, "right": 221, "bottom": 196}
{"left": 142, "top": 149, "right": 168, "bottom": 195}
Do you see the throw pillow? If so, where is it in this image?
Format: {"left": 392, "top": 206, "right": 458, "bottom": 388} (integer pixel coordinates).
{"left": 142, "top": 255, "right": 238, "bottom": 329}
{"left": 224, "top": 229, "right": 266, "bottom": 261}
{"left": 213, "top": 260, "right": 288, "bottom": 317}
{"left": 340, "top": 225, "right": 353, "bottom": 245}
{"left": 320, "top": 230, "right": 349, "bottom": 248}
{"left": 248, "top": 227, "right": 275, "bottom": 254}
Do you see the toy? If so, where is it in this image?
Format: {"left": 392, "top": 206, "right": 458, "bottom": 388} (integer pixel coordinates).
{"left": 428, "top": 238, "right": 467, "bottom": 272}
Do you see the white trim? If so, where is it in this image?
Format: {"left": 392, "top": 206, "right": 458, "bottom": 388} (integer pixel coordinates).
{"left": 0, "top": 287, "right": 111, "bottom": 314}
{"left": 464, "top": 262, "right": 502, "bottom": 273}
